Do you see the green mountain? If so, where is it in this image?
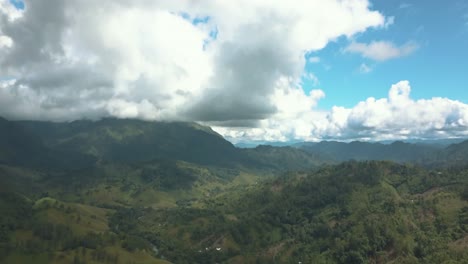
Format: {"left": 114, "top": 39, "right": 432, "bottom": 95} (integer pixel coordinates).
{"left": 16, "top": 118, "right": 326, "bottom": 170}
{"left": 4, "top": 161, "right": 464, "bottom": 263}
{"left": 115, "top": 161, "right": 468, "bottom": 263}
{"left": 2, "top": 117, "right": 468, "bottom": 263}
{"left": 0, "top": 118, "right": 96, "bottom": 169}
{"left": 242, "top": 145, "right": 329, "bottom": 171}
{"left": 421, "top": 140, "right": 468, "bottom": 168}
{"left": 296, "top": 140, "right": 439, "bottom": 163}
{"left": 18, "top": 119, "right": 243, "bottom": 167}
{"left": 0, "top": 117, "right": 48, "bottom": 166}
{"left": 444, "top": 140, "right": 468, "bottom": 161}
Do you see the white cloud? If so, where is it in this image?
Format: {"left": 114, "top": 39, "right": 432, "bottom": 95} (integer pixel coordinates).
{"left": 359, "top": 63, "right": 372, "bottom": 73}
{"left": 0, "top": 0, "right": 387, "bottom": 122}
{"left": 0, "top": 0, "right": 20, "bottom": 50}
{"left": 345, "top": 41, "right": 419, "bottom": 61}
{"left": 0, "top": 35, "right": 12, "bottom": 47}
{"left": 4, "top": 1, "right": 465, "bottom": 142}
{"left": 214, "top": 81, "right": 468, "bottom": 142}
{"left": 308, "top": 56, "right": 320, "bottom": 63}
{"left": 0, "top": 0, "right": 22, "bottom": 21}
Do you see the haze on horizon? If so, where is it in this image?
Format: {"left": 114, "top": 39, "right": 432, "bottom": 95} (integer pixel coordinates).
{"left": 0, "top": 0, "right": 467, "bottom": 143}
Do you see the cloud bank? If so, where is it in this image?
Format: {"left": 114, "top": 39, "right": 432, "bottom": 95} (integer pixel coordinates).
{"left": 0, "top": 0, "right": 385, "bottom": 121}
{"left": 0, "top": 0, "right": 467, "bottom": 142}
{"left": 215, "top": 81, "right": 468, "bottom": 142}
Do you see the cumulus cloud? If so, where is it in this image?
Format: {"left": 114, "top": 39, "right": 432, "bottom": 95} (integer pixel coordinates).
{"left": 0, "top": 0, "right": 386, "bottom": 123}
{"left": 2, "top": 1, "right": 465, "bottom": 142}
{"left": 345, "top": 41, "right": 419, "bottom": 61}
{"left": 214, "top": 81, "right": 468, "bottom": 143}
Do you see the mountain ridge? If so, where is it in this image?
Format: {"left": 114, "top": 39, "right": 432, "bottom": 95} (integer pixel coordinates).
{"left": 2, "top": 117, "right": 326, "bottom": 171}
{"left": 4, "top": 117, "right": 468, "bottom": 169}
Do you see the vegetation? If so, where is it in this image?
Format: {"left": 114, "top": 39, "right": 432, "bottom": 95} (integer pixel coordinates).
{"left": 1, "top": 117, "right": 468, "bottom": 263}
{"left": 296, "top": 140, "right": 440, "bottom": 164}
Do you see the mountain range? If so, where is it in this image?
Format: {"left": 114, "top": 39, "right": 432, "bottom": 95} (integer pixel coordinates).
{"left": 3, "top": 117, "right": 468, "bottom": 169}
{"left": 1, "top": 117, "right": 468, "bottom": 263}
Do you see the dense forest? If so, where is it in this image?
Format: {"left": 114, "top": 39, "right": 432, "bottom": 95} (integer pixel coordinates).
{"left": 1, "top": 118, "right": 467, "bottom": 263}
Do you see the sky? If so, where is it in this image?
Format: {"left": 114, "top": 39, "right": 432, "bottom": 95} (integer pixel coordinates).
{"left": 0, "top": 0, "right": 467, "bottom": 143}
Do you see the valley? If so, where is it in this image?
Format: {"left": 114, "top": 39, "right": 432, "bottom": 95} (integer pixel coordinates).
{"left": 0, "top": 118, "right": 467, "bottom": 263}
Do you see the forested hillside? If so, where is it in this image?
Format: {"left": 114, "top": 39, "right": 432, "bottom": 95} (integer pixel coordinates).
{"left": 295, "top": 141, "right": 437, "bottom": 163}
{"left": 1, "top": 118, "right": 468, "bottom": 263}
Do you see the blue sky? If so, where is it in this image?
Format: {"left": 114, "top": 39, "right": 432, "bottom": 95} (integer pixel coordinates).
{"left": 9, "top": 0, "right": 23, "bottom": 9}
{"left": 304, "top": 0, "right": 468, "bottom": 109}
